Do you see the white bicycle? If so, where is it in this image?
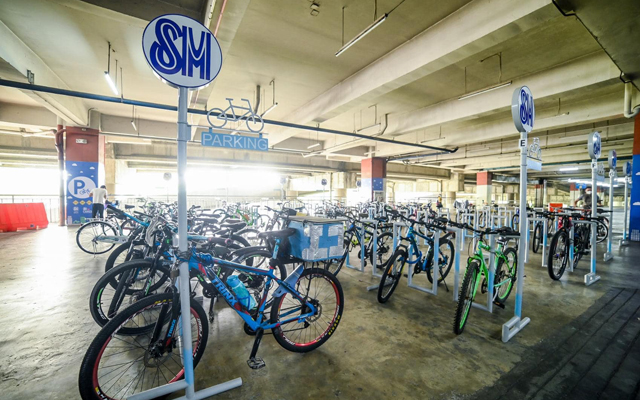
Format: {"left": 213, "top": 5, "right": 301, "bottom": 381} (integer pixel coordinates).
{"left": 207, "top": 98, "right": 264, "bottom": 133}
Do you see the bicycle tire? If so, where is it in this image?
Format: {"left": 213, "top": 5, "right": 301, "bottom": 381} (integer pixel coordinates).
{"left": 596, "top": 221, "right": 608, "bottom": 243}
{"left": 76, "top": 221, "right": 118, "bottom": 255}
{"left": 426, "top": 238, "right": 455, "bottom": 284}
{"left": 547, "top": 229, "right": 569, "bottom": 280}
{"left": 532, "top": 223, "right": 542, "bottom": 253}
{"left": 322, "top": 238, "right": 350, "bottom": 276}
{"left": 377, "top": 248, "right": 407, "bottom": 303}
{"left": 370, "top": 232, "right": 394, "bottom": 269}
{"left": 494, "top": 247, "right": 517, "bottom": 304}
{"left": 453, "top": 260, "right": 480, "bottom": 335}
{"left": 270, "top": 268, "right": 343, "bottom": 353}
{"left": 78, "top": 293, "right": 208, "bottom": 400}
{"left": 206, "top": 107, "right": 228, "bottom": 129}
{"left": 104, "top": 242, "right": 144, "bottom": 274}
{"left": 90, "top": 260, "right": 171, "bottom": 328}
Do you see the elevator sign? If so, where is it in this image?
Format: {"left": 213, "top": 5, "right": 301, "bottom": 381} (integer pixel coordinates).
{"left": 511, "top": 86, "right": 535, "bottom": 133}
{"left": 142, "top": 14, "right": 222, "bottom": 89}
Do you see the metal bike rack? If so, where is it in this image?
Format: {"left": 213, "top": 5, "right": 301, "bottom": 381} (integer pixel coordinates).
{"left": 405, "top": 225, "right": 450, "bottom": 297}
{"left": 448, "top": 226, "right": 463, "bottom": 303}
{"left": 573, "top": 219, "right": 600, "bottom": 286}
{"left": 604, "top": 169, "right": 615, "bottom": 261}
{"left": 470, "top": 234, "right": 497, "bottom": 314}
{"left": 345, "top": 220, "right": 371, "bottom": 273}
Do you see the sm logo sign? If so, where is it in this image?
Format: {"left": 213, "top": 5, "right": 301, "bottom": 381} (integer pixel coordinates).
{"left": 143, "top": 14, "right": 223, "bottom": 89}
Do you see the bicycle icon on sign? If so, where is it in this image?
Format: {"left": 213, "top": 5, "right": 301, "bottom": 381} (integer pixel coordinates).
{"left": 207, "top": 98, "right": 264, "bottom": 133}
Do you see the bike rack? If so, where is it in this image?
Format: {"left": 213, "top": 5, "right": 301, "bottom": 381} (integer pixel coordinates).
{"left": 406, "top": 226, "right": 446, "bottom": 297}
{"left": 573, "top": 219, "right": 600, "bottom": 286}
{"left": 345, "top": 220, "right": 370, "bottom": 273}
{"left": 449, "top": 226, "right": 464, "bottom": 303}
{"left": 620, "top": 175, "right": 630, "bottom": 246}
{"left": 604, "top": 170, "right": 615, "bottom": 261}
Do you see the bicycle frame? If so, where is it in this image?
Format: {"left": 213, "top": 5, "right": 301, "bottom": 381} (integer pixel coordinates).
{"left": 467, "top": 239, "right": 511, "bottom": 303}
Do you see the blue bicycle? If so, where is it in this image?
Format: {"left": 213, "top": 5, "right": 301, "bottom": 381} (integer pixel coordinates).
{"left": 78, "top": 223, "right": 344, "bottom": 400}
{"left": 377, "top": 212, "right": 455, "bottom": 303}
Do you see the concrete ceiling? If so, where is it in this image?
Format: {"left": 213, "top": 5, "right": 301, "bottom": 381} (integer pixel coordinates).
{"left": 0, "top": 0, "right": 636, "bottom": 179}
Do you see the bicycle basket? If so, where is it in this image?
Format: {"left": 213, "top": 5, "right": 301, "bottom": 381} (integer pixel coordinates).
{"left": 287, "top": 216, "right": 344, "bottom": 262}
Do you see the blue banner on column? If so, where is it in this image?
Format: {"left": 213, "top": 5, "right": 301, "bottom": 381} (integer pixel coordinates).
{"left": 629, "top": 154, "right": 640, "bottom": 241}
{"left": 66, "top": 161, "right": 98, "bottom": 225}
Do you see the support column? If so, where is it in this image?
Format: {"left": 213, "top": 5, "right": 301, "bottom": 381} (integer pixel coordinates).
{"left": 54, "top": 118, "right": 66, "bottom": 226}
{"left": 65, "top": 127, "right": 99, "bottom": 225}
{"left": 361, "top": 157, "right": 386, "bottom": 202}
{"left": 569, "top": 183, "right": 581, "bottom": 205}
{"left": 476, "top": 171, "right": 492, "bottom": 205}
{"left": 630, "top": 114, "right": 640, "bottom": 241}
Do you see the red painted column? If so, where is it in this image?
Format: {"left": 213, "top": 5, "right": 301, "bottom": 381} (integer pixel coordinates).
{"left": 361, "top": 158, "right": 386, "bottom": 201}
{"left": 65, "top": 127, "right": 100, "bottom": 224}
{"left": 476, "top": 171, "right": 492, "bottom": 206}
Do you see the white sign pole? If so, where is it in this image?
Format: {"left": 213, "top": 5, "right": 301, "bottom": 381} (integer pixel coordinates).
{"left": 585, "top": 132, "right": 601, "bottom": 285}
{"left": 622, "top": 175, "right": 630, "bottom": 245}
{"left": 139, "top": 13, "right": 241, "bottom": 400}
{"left": 604, "top": 149, "right": 616, "bottom": 261}
{"left": 502, "top": 86, "right": 533, "bottom": 343}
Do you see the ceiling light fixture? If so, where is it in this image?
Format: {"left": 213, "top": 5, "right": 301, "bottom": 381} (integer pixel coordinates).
{"left": 458, "top": 81, "right": 512, "bottom": 101}
{"left": 307, "top": 142, "right": 321, "bottom": 149}
{"left": 559, "top": 166, "right": 579, "bottom": 171}
{"left": 336, "top": 12, "right": 387, "bottom": 57}
{"left": 104, "top": 42, "right": 119, "bottom": 96}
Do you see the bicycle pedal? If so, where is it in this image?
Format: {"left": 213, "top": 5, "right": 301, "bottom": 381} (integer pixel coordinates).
{"left": 493, "top": 301, "right": 506, "bottom": 309}
{"left": 247, "top": 357, "right": 266, "bottom": 369}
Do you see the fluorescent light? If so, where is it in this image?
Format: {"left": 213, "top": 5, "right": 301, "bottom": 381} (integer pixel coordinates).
{"left": 559, "top": 167, "right": 579, "bottom": 171}
{"left": 261, "top": 103, "right": 278, "bottom": 117}
{"left": 458, "top": 81, "right": 512, "bottom": 101}
{"left": 303, "top": 151, "right": 320, "bottom": 158}
{"left": 131, "top": 120, "right": 137, "bottom": 131}
{"left": 336, "top": 14, "right": 387, "bottom": 57}
{"left": 307, "top": 143, "right": 321, "bottom": 149}
{"left": 104, "top": 71, "right": 119, "bottom": 96}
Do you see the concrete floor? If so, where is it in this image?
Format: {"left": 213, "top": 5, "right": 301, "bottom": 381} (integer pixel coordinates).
{"left": 0, "top": 213, "right": 638, "bottom": 399}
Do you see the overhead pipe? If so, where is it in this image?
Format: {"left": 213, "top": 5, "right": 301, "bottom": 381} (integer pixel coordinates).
{"left": 0, "top": 79, "right": 456, "bottom": 153}
{"left": 624, "top": 82, "right": 640, "bottom": 118}
{"left": 388, "top": 149, "right": 456, "bottom": 162}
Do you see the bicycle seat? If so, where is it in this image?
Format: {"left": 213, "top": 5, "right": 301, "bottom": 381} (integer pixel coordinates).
{"left": 258, "top": 228, "right": 297, "bottom": 240}
{"left": 125, "top": 204, "right": 135, "bottom": 210}
{"left": 224, "top": 218, "right": 243, "bottom": 224}
{"left": 197, "top": 217, "right": 219, "bottom": 224}
{"left": 496, "top": 227, "right": 519, "bottom": 236}
{"left": 220, "top": 222, "right": 247, "bottom": 232}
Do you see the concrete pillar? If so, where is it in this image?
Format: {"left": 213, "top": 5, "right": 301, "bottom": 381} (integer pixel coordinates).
{"left": 446, "top": 191, "right": 456, "bottom": 209}
{"left": 65, "top": 127, "right": 100, "bottom": 224}
{"left": 361, "top": 157, "right": 386, "bottom": 202}
{"left": 476, "top": 171, "right": 492, "bottom": 205}
{"left": 630, "top": 114, "right": 640, "bottom": 241}
{"left": 569, "top": 183, "right": 581, "bottom": 205}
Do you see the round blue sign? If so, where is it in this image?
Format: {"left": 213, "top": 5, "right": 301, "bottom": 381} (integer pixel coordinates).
{"left": 623, "top": 161, "right": 632, "bottom": 177}
{"left": 588, "top": 131, "right": 601, "bottom": 159}
{"left": 608, "top": 150, "right": 617, "bottom": 169}
{"left": 511, "top": 86, "right": 535, "bottom": 133}
{"left": 321, "top": 178, "right": 327, "bottom": 186}
{"left": 142, "top": 14, "right": 222, "bottom": 89}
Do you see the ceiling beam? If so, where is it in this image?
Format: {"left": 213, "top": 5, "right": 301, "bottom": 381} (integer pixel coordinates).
{"left": 0, "top": 20, "right": 88, "bottom": 125}
{"left": 267, "top": 0, "right": 558, "bottom": 146}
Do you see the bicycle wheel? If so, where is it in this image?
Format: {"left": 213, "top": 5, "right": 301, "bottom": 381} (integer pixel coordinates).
{"left": 104, "top": 242, "right": 145, "bottom": 274}
{"left": 596, "top": 221, "right": 608, "bottom": 243}
{"left": 78, "top": 293, "right": 208, "bottom": 400}
{"left": 323, "top": 238, "right": 350, "bottom": 276}
{"left": 370, "top": 232, "right": 394, "bottom": 269}
{"left": 254, "top": 214, "right": 270, "bottom": 231}
{"left": 206, "top": 107, "right": 228, "bottom": 129}
{"left": 90, "top": 260, "right": 171, "bottom": 328}
{"left": 270, "top": 268, "right": 343, "bottom": 353}
{"left": 76, "top": 221, "right": 118, "bottom": 255}
{"left": 453, "top": 260, "right": 480, "bottom": 335}
{"left": 494, "top": 248, "right": 517, "bottom": 304}
{"left": 120, "top": 219, "right": 137, "bottom": 236}
{"left": 377, "top": 248, "right": 407, "bottom": 303}
{"left": 547, "top": 230, "right": 569, "bottom": 280}
{"left": 532, "top": 223, "right": 542, "bottom": 253}
{"left": 426, "top": 238, "right": 455, "bottom": 284}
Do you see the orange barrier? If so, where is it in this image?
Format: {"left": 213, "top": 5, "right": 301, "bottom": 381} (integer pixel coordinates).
{"left": 548, "top": 202, "right": 564, "bottom": 212}
{"left": 0, "top": 203, "right": 49, "bottom": 232}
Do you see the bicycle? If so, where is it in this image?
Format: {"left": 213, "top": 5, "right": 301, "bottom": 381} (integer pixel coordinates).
{"left": 377, "top": 213, "right": 455, "bottom": 303}
{"left": 78, "top": 227, "right": 344, "bottom": 400}
{"left": 75, "top": 204, "right": 149, "bottom": 254}
{"left": 452, "top": 223, "right": 518, "bottom": 335}
{"left": 207, "top": 98, "right": 264, "bottom": 132}
{"left": 547, "top": 211, "right": 596, "bottom": 280}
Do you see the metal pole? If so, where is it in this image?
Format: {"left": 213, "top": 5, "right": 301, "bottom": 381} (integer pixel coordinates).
{"left": 585, "top": 162, "right": 600, "bottom": 285}
{"left": 604, "top": 170, "right": 614, "bottom": 260}
{"left": 543, "top": 179, "right": 547, "bottom": 207}
{"left": 622, "top": 177, "right": 629, "bottom": 245}
{"left": 55, "top": 117, "right": 66, "bottom": 226}
{"left": 177, "top": 86, "right": 196, "bottom": 399}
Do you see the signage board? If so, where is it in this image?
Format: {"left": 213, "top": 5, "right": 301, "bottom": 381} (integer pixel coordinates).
{"left": 142, "top": 14, "right": 222, "bottom": 89}
{"left": 608, "top": 149, "right": 617, "bottom": 169}
{"left": 511, "top": 86, "right": 535, "bottom": 133}
{"left": 66, "top": 161, "right": 98, "bottom": 224}
{"left": 526, "top": 157, "right": 542, "bottom": 171}
{"left": 321, "top": 179, "right": 328, "bottom": 186}
{"left": 588, "top": 131, "right": 602, "bottom": 159}
{"left": 201, "top": 131, "right": 268, "bottom": 151}
{"left": 623, "top": 161, "right": 632, "bottom": 176}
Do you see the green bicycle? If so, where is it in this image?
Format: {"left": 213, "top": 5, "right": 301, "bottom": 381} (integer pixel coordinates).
{"left": 451, "top": 223, "right": 518, "bottom": 335}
